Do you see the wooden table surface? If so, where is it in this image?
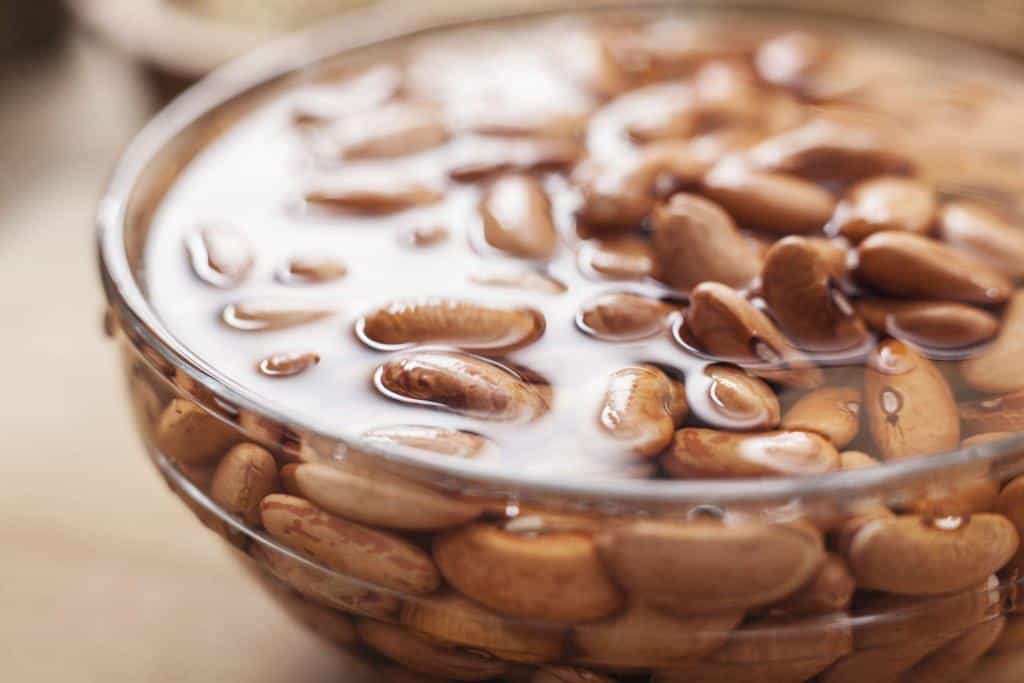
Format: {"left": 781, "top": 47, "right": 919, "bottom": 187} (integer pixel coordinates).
{"left": 3, "top": 17, "right": 1024, "bottom": 683}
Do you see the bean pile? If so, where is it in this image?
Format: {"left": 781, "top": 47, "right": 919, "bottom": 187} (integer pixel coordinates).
{"left": 118, "top": 11, "right": 1024, "bottom": 683}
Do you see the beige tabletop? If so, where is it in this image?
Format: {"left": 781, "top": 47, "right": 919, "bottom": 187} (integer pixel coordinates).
{"left": 5, "top": 15, "right": 1024, "bottom": 683}
{"left": 0, "top": 32, "right": 361, "bottom": 683}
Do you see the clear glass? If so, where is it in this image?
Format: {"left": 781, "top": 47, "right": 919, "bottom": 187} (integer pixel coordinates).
{"left": 100, "top": 1, "right": 1024, "bottom": 681}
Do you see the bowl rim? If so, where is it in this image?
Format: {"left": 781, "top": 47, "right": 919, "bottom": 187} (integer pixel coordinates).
{"left": 98, "top": 0, "right": 1024, "bottom": 508}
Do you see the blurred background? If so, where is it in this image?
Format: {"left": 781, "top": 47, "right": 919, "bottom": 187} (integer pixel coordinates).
{"left": 2, "top": 1, "right": 1024, "bottom": 681}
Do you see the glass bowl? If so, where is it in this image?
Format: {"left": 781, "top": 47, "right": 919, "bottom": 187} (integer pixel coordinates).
{"left": 99, "top": 1, "right": 1024, "bottom": 681}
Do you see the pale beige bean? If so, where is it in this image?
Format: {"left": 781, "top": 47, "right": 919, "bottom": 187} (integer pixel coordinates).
{"left": 845, "top": 514, "right": 1019, "bottom": 595}
{"left": 662, "top": 428, "right": 839, "bottom": 478}
{"left": 650, "top": 193, "right": 762, "bottom": 291}
{"left": 996, "top": 472, "right": 1024, "bottom": 572}
{"left": 401, "top": 593, "right": 564, "bottom": 664}
{"left": 375, "top": 351, "right": 549, "bottom": 422}
{"left": 781, "top": 387, "right": 862, "bottom": 449}
{"left": 327, "top": 102, "right": 449, "bottom": 160}
{"left": 260, "top": 494, "right": 440, "bottom": 594}
{"left": 209, "top": 443, "right": 279, "bottom": 526}
{"left": 599, "top": 366, "right": 681, "bottom": 458}
{"left": 448, "top": 137, "right": 582, "bottom": 182}
{"left": 570, "top": 601, "right": 742, "bottom": 669}
{"left": 257, "top": 350, "right": 321, "bottom": 378}
{"left": 595, "top": 520, "right": 825, "bottom": 615}
{"left": 701, "top": 363, "right": 781, "bottom": 431}
{"left": 357, "top": 299, "right": 545, "bottom": 355}
{"left": 747, "top": 118, "right": 913, "bottom": 184}
{"left": 856, "top": 231, "right": 1012, "bottom": 305}
{"left": 962, "top": 291, "right": 1024, "bottom": 394}
{"left": 357, "top": 619, "right": 508, "bottom": 682}
{"left": 469, "top": 266, "right": 567, "bottom": 295}
{"left": 864, "top": 339, "right": 960, "bottom": 460}
{"left": 434, "top": 523, "right": 623, "bottom": 623}
{"left": 856, "top": 299, "right": 999, "bottom": 349}
{"left": 685, "top": 282, "right": 824, "bottom": 388}
{"left": 184, "top": 224, "right": 254, "bottom": 288}
{"left": 480, "top": 174, "right": 558, "bottom": 259}
{"left": 361, "top": 424, "right": 491, "bottom": 459}
{"left": 939, "top": 201, "right": 1024, "bottom": 278}
{"left": 653, "top": 615, "right": 852, "bottom": 683}
{"left": 767, "top": 553, "right": 855, "bottom": 616}
{"left": 904, "top": 616, "right": 1005, "bottom": 683}
{"left": 277, "top": 256, "right": 348, "bottom": 284}
{"left": 762, "top": 236, "right": 868, "bottom": 352}
{"left": 221, "top": 300, "right": 335, "bottom": 332}
{"left": 821, "top": 639, "right": 945, "bottom": 683}
{"left": 832, "top": 176, "right": 936, "bottom": 243}
{"left": 155, "top": 399, "right": 241, "bottom": 465}
{"left": 839, "top": 450, "right": 877, "bottom": 470}
{"left": 576, "top": 292, "right": 671, "bottom": 342}
{"left": 304, "top": 169, "right": 442, "bottom": 214}
{"left": 905, "top": 440, "right": 998, "bottom": 517}
{"left": 702, "top": 160, "right": 836, "bottom": 235}
{"left": 960, "top": 391, "right": 1024, "bottom": 436}
{"left": 282, "top": 461, "right": 485, "bottom": 532}
{"left": 580, "top": 237, "right": 654, "bottom": 280}
{"left": 250, "top": 544, "right": 400, "bottom": 619}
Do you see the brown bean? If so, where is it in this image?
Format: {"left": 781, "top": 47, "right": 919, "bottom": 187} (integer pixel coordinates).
{"left": 992, "top": 615, "right": 1024, "bottom": 653}
{"left": 766, "top": 553, "right": 855, "bottom": 617}
{"left": 832, "top": 176, "right": 936, "bottom": 243}
{"left": 662, "top": 428, "right": 840, "bottom": 478}
{"left": 277, "top": 256, "right": 348, "bottom": 284}
{"left": 577, "top": 292, "right": 670, "bottom": 342}
{"left": 762, "top": 236, "right": 869, "bottom": 352}
{"left": 277, "top": 594, "right": 358, "bottom": 648}
{"left": 449, "top": 137, "right": 582, "bottom": 182}
{"left": 856, "top": 299, "right": 999, "bottom": 349}
{"left": 184, "top": 224, "right": 254, "bottom": 288}
{"left": 398, "top": 224, "right": 449, "bottom": 248}
{"left": 480, "top": 174, "right": 558, "bottom": 259}
{"left": 598, "top": 366, "right": 681, "bottom": 458}
{"left": 960, "top": 391, "right": 1024, "bottom": 436}
{"left": 361, "top": 425, "right": 491, "bottom": 459}
{"left": 962, "top": 290, "right": 1024, "bottom": 394}
{"left": 748, "top": 119, "right": 913, "bottom": 185}
{"left": 700, "top": 363, "right": 781, "bottom": 431}
{"left": 595, "top": 519, "right": 825, "bottom": 615}
{"left": 304, "top": 169, "right": 442, "bottom": 214}
{"left": 375, "top": 351, "right": 549, "bottom": 422}
{"left": 653, "top": 614, "right": 852, "bottom": 683}
{"left": 864, "top": 339, "right": 960, "bottom": 460}
{"left": 702, "top": 160, "right": 836, "bottom": 235}
{"left": 996, "top": 472, "right": 1024, "bottom": 573}
{"left": 357, "top": 619, "right": 508, "bottom": 682}
{"left": 358, "top": 299, "right": 544, "bottom": 355}
{"left": 805, "top": 236, "right": 851, "bottom": 279}
{"left": 434, "top": 523, "right": 624, "bottom": 623}
{"left": 781, "top": 387, "right": 862, "bottom": 449}
{"left": 260, "top": 494, "right": 440, "bottom": 594}
{"left": 845, "top": 514, "right": 1019, "bottom": 595}
{"left": 250, "top": 544, "right": 400, "bottom": 619}
{"left": 401, "top": 593, "right": 565, "bottom": 663}
{"left": 904, "top": 440, "right": 998, "bottom": 517}
{"left": 839, "top": 450, "right": 877, "bottom": 470}
{"left": 856, "top": 231, "right": 1012, "bottom": 305}
{"left": 209, "top": 443, "right": 279, "bottom": 526}
{"left": 575, "top": 144, "right": 709, "bottom": 236}
{"left": 326, "top": 102, "right": 448, "bottom": 159}
{"left": 650, "top": 193, "right": 762, "bottom": 291}
{"left": 532, "top": 666, "right": 617, "bottom": 683}
{"left": 155, "top": 399, "right": 241, "bottom": 466}
{"left": 570, "top": 601, "right": 742, "bottom": 669}
{"left": 904, "top": 616, "right": 1005, "bottom": 683}
{"left": 685, "top": 282, "right": 824, "bottom": 388}
{"left": 580, "top": 237, "right": 654, "bottom": 280}
{"left": 283, "top": 461, "right": 485, "bottom": 532}
{"left": 938, "top": 201, "right": 1024, "bottom": 278}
